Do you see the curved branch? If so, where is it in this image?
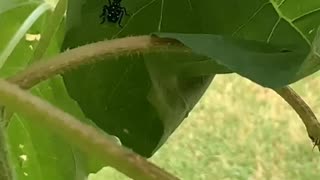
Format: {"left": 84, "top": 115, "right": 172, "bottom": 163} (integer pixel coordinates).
{"left": 0, "top": 79, "right": 179, "bottom": 180}
{"left": 5, "top": 35, "right": 319, "bottom": 176}
{"left": 8, "top": 35, "right": 187, "bottom": 89}
{"left": 9, "top": 35, "right": 320, "bottom": 149}
{"left": 274, "top": 87, "right": 320, "bottom": 150}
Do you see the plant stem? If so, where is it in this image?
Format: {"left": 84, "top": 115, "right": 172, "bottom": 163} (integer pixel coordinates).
{"left": 5, "top": 35, "right": 319, "bottom": 178}
{"left": 274, "top": 87, "right": 320, "bottom": 150}
{"left": 9, "top": 35, "right": 320, "bottom": 148}
{"left": 0, "top": 122, "right": 14, "bottom": 180}
{"left": 0, "top": 79, "right": 179, "bottom": 180}
{"left": 8, "top": 36, "right": 186, "bottom": 89}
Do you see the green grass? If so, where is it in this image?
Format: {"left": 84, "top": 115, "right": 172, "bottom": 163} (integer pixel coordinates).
{"left": 89, "top": 73, "right": 320, "bottom": 180}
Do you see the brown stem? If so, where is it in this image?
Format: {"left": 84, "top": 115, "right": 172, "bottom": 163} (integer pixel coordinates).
{"left": 0, "top": 79, "right": 179, "bottom": 180}
{"left": 8, "top": 36, "right": 187, "bottom": 89}
{"left": 274, "top": 86, "right": 320, "bottom": 150}
{"left": 5, "top": 36, "right": 184, "bottom": 180}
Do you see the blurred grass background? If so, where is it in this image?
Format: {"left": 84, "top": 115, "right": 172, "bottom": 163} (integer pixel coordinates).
{"left": 89, "top": 73, "right": 320, "bottom": 180}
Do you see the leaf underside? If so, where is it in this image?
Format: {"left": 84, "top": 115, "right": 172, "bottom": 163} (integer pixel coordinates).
{"left": 62, "top": 0, "right": 320, "bottom": 157}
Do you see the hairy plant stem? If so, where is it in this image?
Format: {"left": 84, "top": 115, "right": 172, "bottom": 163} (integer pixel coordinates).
{"left": 8, "top": 36, "right": 187, "bottom": 89}
{"left": 0, "top": 79, "right": 179, "bottom": 180}
{"left": 5, "top": 36, "right": 184, "bottom": 180}
{"left": 4, "top": 35, "right": 319, "bottom": 179}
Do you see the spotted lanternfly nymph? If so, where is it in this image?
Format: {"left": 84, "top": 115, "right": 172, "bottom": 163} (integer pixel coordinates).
{"left": 99, "top": 0, "right": 130, "bottom": 28}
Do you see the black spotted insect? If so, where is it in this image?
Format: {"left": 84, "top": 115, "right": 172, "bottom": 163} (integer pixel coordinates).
{"left": 99, "top": 0, "right": 130, "bottom": 28}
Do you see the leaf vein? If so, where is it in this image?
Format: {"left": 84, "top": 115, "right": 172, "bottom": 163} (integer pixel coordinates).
{"left": 232, "top": 2, "right": 270, "bottom": 36}
{"left": 291, "top": 7, "right": 320, "bottom": 23}
{"left": 112, "top": 0, "right": 158, "bottom": 38}
{"left": 158, "top": 0, "right": 164, "bottom": 31}
{"left": 267, "top": 17, "right": 281, "bottom": 42}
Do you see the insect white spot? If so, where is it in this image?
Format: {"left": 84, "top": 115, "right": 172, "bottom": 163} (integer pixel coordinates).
{"left": 23, "top": 172, "right": 28, "bottom": 176}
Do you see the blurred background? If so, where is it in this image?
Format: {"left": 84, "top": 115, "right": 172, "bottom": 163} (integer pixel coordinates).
{"left": 89, "top": 72, "right": 320, "bottom": 180}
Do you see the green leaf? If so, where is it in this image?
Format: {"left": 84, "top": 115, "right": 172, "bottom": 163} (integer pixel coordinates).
{"left": 0, "top": 0, "right": 41, "bottom": 15}
{"left": 154, "top": 32, "right": 312, "bottom": 88}
{"left": 0, "top": 2, "right": 51, "bottom": 71}
{"left": 162, "top": 0, "right": 320, "bottom": 88}
{"left": 7, "top": 76, "right": 104, "bottom": 180}
{"left": 0, "top": 0, "right": 103, "bottom": 178}
{"left": 30, "top": 0, "right": 67, "bottom": 64}
{"left": 63, "top": 51, "right": 215, "bottom": 157}
{"left": 62, "top": 0, "right": 320, "bottom": 157}
{"left": 62, "top": 0, "right": 217, "bottom": 157}
{"left": 144, "top": 52, "right": 215, "bottom": 151}
{"left": 7, "top": 81, "right": 81, "bottom": 180}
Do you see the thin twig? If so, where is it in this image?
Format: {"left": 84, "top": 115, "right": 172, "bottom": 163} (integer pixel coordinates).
{"left": 274, "top": 87, "right": 320, "bottom": 150}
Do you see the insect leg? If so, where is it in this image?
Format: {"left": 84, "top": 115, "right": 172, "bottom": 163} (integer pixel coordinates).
{"left": 122, "top": 7, "right": 130, "bottom": 16}
{"left": 118, "top": 11, "right": 124, "bottom": 28}
{"left": 99, "top": 5, "right": 108, "bottom": 17}
{"left": 108, "top": 0, "right": 112, "bottom": 6}
{"left": 100, "top": 17, "right": 106, "bottom": 24}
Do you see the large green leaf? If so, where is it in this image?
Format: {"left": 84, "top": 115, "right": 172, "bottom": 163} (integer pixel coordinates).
{"left": 62, "top": 0, "right": 216, "bottom": 157}
{"left": 0, "top": 0, "right": 103, "bottom": 178}
{"left": 154, "top": 32, "right": 319, "bottom": 88}
{"left": 62, "top": 0, "right": 320, "bottom": 157}
{"left": 154, "top": 0, "right": 320, "bottom": 88}
{"left": 63, "top": 51, "right": 215, "bottom": 157}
